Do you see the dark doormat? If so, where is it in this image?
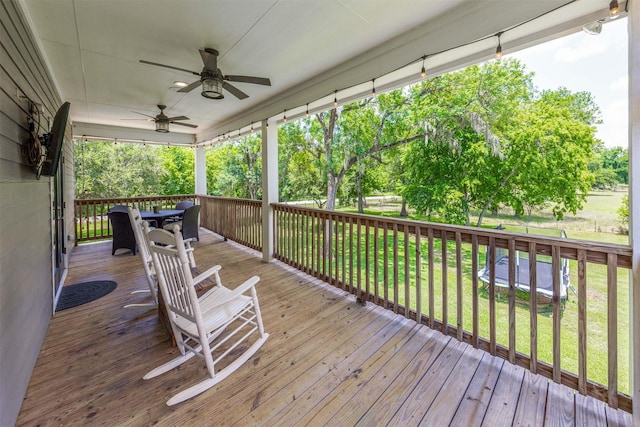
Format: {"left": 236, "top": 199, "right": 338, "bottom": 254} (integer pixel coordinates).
{"left": 56, "top": 280, "right": 117, "bottom": 312}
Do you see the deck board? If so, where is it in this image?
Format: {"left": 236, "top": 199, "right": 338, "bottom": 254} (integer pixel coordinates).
{"left": 16, "top": 229, "right": 631, "bottom": 426}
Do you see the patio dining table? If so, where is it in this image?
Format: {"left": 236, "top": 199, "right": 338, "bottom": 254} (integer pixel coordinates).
{"left": 140, "top": 209, "right": 184, "bottom": 227}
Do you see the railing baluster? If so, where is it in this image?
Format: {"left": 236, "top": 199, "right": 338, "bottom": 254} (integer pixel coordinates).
{"left": 508, "top": 238, "right": 516, "bottom": 364}
{"left": 393, "top": 223, "right": 399, "bottom": 314}
{"left": 607, "top": 253, "right": 618, "bottom": 408}
{"left": 428, "top": 227, "right": 434, "bottom": 329}
{"left": 328, "top": 213, "right": 333, "bottom": 284}
{"left": 317, "top": 211, "right": 322, "bottom": 279}
{"left": 349, "top": 216, "right": 354, "bottom": 290}
{"left": 341, "top": 215, "right": 346, "bottom": 290}
{"left": 552, "top": 245, "right": 561, "bottom": 383}
{"left": 383, "top": 223, "right": 389, "bottom": 309}
{"left": 334, "top": 214, "right": 339, "bottom": 288}
{"left": 374, "top": 220, "right": 379, "bottom": 305}
{"left": 578, "top": 249, "right": 587, "bottom": 395}
{"left": 529, "top": 242, "right": 538, "bottom": 374}
{"left": 404, "top": 225, "right": 410, "bottom": 318}
{"left": 441, "top": 229, "right": 448, "bottom": 336}
{"left": 456, "top": 231, "right": 463, "bottom": 341}
{"left": 321, "top": 212, "right": 326, "bottom": 280}
{"left": 302, "top": 208, "right": 308, "bottom": 273}
{"left": 366, "top": 219, "right": 371, "bottom": 303}
{"left": 489, "top": 236, "right": 496, "bottom": 355}
{"left": 357, "top": 218, "right": 362, "bottom": 298}
{"left": 416, "top": 227, "right": 422, "bottom": 325}
{"left": 472, "top": 234, "right": 479, "bottom": 348}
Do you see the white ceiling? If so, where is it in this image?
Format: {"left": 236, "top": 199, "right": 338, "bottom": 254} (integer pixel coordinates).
{"left": 18, "top": 0, "right": 616, "bottom": 145}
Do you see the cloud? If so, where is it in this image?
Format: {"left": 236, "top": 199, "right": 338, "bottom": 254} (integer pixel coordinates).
{"left": 597, "top": 98, "right": 628, "bottom": 147}
{"left": 610, "top": 75, "right": 628, "bottom": 91}
{"left": 554, "top": 39, "right": 608, "bottom": 63}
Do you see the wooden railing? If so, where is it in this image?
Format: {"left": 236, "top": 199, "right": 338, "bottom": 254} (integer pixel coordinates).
{"left": 272, "top": 203, "right": 633, "bottom": 411}
{"left": 199, "top": 196, "right": 262, "bottom": 251}
{"left": 74, "top": 195, "right": 197, "bottom": 243}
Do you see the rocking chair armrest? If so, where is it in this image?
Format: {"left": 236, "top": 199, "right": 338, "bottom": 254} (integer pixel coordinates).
{"left": 201, "top": 276, "right": 261, "bottom": 309}
{"left": 192, "top": 265, "right": 222, "bottom": 286}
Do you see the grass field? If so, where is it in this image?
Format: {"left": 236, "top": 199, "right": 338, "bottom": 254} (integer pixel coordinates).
{"left": 351, "top": 190, "right": 629, "bottom": 245}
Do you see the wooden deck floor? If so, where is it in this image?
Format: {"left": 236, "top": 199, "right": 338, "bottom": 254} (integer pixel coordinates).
{"left": 17, "top": 229, "right": 632, "bottom": 426}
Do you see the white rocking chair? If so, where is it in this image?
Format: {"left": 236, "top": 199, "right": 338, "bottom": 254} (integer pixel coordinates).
{"left": 142, "top": 223, "right": 268, "bottom": 405}
{"left": 125, "top": 207, "right": 196, "bottom": 310}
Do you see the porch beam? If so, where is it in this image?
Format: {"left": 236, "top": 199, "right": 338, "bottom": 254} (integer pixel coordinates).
{"left": 261, "top": 119, "right": 278, "bottom": 262}
{"left": 629, "top": 0, "right": 640, "bottom": 423}
{"left": 194, "top": 146, "right": 206, "bottom": 195}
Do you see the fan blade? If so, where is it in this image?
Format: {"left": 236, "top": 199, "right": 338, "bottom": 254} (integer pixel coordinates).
{"left": 139, "top": 60, "right": 200, "bottom": 76}
{"left": 167, "top": 116, "right": 190, "bottom": 121}
{"left": 223, "top": 82, "right": 249, "bottom": 100}
{"left": 171, "top": 121, "right": 198, "bottom": 128}
{"left": 177, "top": 80, "right": 202, "bottom": 93}
{"left": 132, "top": 111, "right": 157, "bottom": 119}
{"left": 225, "top": 75, "right": 271, "bottom": 86}
{"left": 199, "top": 48, "right": 218, "bottom": 71}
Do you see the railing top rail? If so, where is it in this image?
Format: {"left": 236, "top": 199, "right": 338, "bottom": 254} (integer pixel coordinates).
{"left": 199, "top": 195, "right": 262, "bottom": 205}
{"left": 74, "top": 194, "right": 197, "bottom": 204}
{"left": 271, "top": 202, "right": 632, "bottom": 265}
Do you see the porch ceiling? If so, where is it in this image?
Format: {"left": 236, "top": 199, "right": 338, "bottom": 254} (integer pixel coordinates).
{"left": 18, "top": 0, "right": 614, "bottom": 144}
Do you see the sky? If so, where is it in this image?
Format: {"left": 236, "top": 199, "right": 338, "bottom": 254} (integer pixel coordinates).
{"left": 507, "top": 17, "right": 628, "bottom": 148}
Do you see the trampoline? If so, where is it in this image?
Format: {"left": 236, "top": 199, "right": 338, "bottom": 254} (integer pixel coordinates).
{"left": 477, "top": 225, "right": 570, "bottom": 303}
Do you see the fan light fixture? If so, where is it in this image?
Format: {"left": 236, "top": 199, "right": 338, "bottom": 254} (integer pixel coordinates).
{"left": 202, "top": 77, "right": 224, "bottom": 99}
{"left": 156, "top": 121, "right": 170, "bottom": 133}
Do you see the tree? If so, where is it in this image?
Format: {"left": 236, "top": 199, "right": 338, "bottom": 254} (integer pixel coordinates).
{"left": 403, "top": 59, "right": 534, "bottom": 225}
{"left": 159, "top": 146, "right": 194, "bottom": 195}
{"left": 402, "top": 59, "right": 600, "bottom": 226}
{"left": 278, "top": 122, "right": 326, "bottom": 205}
{"left": 205, "top": 136, "right": 262, "bottom": 199}
{"left": 617, "top": 194, "right": 629, "bottom": 235}
{"left": 310, "top": 90, "right": 425, "bottom": 211}
{"left": 74, "top": 140, "right": 165, "bottom": 198}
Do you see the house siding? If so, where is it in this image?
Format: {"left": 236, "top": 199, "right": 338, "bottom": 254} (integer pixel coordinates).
{"left": 0, "top": 1, "right": 72, "bottom": 425}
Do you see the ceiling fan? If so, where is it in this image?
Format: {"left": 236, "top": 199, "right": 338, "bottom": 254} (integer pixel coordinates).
{"left": 140, "top": 48, "right": 271, "bottom": 100}
{"left": 124, "top": 104, "right": 197, "bottom": 133}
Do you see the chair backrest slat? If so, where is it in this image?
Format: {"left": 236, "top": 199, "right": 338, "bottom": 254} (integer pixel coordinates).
{"left": 145, "top": 226, "right": 200, "bottom": 323}
{"left": 128, "top": 207, "right": 151, "bottom": 264}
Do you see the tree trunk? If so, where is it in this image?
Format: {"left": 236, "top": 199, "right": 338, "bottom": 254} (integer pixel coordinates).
{"left": 400, "top": 199, "right": 408, "bottom": 217}
{"left": 326, "top": 176, "right": 339, "bottom": 211}
{"left": 357, "top": 173, "right": 364, "bottom": 213}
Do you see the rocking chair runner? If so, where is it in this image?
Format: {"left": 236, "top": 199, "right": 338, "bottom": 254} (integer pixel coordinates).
{"left": 143, "top": 223, "right": 268, "bottom": 405}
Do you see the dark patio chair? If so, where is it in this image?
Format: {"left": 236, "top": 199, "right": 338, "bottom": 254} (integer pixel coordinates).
{"left": 175, "top": 200, "right": 194, "bottom": 210}
{"left": 165, "top": 200, "right": 195, "bottom": 225}
{"left": 108, "top": 210, "right": 137, "bottom": 255}
{"left": 163, "top": 204, "right": 201, "bottom": 241}
{"left": 109, "top": 204, "right": 130, "bottom": 213}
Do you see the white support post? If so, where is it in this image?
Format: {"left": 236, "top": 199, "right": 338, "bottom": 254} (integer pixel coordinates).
{"left": 195, "top": 146, "right": 207, "bottom": 196}
{"left": 629, "top": 1, "right": 640, "bottom": 423}
{"left": 261, "top": 119, "right": 278, "bottom": 262}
